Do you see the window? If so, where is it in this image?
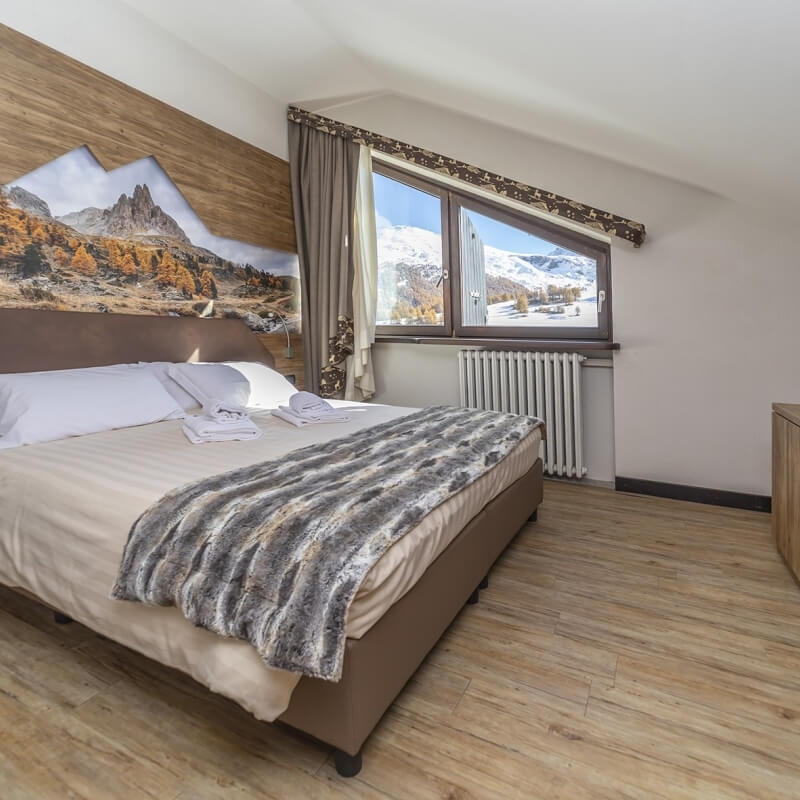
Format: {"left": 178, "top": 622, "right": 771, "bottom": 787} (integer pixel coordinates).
{"left": 372, "top": 162, "right": 611, "bottom": 342}
{"left": 373, "top": 168, "right": 450, "bottom": 334}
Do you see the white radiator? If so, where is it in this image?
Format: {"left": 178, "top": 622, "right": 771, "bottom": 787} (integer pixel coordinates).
{"left": 457, "top": 350, "right": 587, "bottom": 478}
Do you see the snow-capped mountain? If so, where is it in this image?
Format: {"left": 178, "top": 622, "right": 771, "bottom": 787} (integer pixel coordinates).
{"left": 486, "top": 247, "right": 595, "bottom": 290}
{"left": 377, "top": 225, "right": 596, "bottom": 293}
{"left": 377, "top": 224, "right": 443, "bottom": 282}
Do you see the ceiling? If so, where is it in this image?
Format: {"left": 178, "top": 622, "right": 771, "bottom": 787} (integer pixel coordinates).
{"left": 122, "top": 0, "right": 800, "bottom": 208}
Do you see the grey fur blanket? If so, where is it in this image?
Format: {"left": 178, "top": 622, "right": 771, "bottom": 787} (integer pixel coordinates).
{"left": 111, "top": 406, "right": 540, "bottom": 681}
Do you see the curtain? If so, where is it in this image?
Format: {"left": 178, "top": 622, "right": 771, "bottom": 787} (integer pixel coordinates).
{"left": 288, "top": 120, "right": 359, "bottom": 397}
{"left": 345, "top": 146, "right": 378, "bottom": 402}
{"left": 288, "top": 106, "right": 646, "bottom": 247}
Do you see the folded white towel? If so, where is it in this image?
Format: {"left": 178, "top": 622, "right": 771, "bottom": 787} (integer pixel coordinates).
{"left": 202, "top": 399, "right": 249, "bottom": 424}
{"left": 279, "top": 405, "right": 350, "bottom": 422}
{"left": 182, "top": 414, "right": 262, "bottom": 444}
{"left": 271, "top": 407, "right": 311, "bottom": 427}
{"left": 288, "top": 391, "right": 350, "bottom": 420}
{"left": 271, "top": 407, "right": 351, "bottom": 427}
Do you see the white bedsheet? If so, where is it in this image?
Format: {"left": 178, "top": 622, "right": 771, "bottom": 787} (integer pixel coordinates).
{"left": 0, "top": 403, "right": 540, "bottom": 721}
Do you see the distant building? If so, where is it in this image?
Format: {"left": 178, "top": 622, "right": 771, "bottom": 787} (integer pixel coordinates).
{"left": 460, "top": 212, "right": 487, "bottom": 326}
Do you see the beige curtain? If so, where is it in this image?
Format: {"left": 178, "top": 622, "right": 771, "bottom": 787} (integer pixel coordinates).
{"left": 345, "top": 146, "right": 378, "bottom": 402}
{"left": 288, "top": 120, "right": 359, "bottom": 397}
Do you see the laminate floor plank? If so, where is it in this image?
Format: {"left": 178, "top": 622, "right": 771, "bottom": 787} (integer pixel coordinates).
{"left": 2, "top": 480, "right": 799, "bottom": 798}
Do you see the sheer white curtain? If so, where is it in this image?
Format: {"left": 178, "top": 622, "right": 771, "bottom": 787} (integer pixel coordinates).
{"left": 345, "top": 146, "right": 378, "bottom": 401}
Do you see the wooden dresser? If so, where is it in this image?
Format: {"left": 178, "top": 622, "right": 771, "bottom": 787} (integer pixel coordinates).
{"left": 772, "top": 403, "right": 800, "bottom": 580}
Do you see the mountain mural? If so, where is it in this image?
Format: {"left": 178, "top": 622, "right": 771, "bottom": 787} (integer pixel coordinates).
{"left": 0, "top": 146, "right": 300, "bottom": 333}
{"left": 6, "top": 185, "right": 52, "bottom": 219}
{"left": 58, "top": 184, "right": 190, "bottom": 243}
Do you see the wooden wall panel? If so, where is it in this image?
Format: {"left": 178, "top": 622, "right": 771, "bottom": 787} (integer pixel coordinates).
{"left": 257, "top": 334, "right": 306, "bottom": 390}
{"left": 0, "top": 24, "right": 296, "bottom": 254}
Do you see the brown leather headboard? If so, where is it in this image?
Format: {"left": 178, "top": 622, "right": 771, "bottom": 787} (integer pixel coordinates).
{"left": 0, "top": 309, "right": 275, "bottom": 373}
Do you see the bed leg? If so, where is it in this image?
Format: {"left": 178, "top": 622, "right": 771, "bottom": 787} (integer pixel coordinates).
{"left": 333, "top": 748, "right": 362, "bottom": 778}
{"left": 478, "top": 574, "right": 489, "bottom": 590}
{"left": 53, "top": 611, "right": 73, "bottom": 625}
{"left": 528, "top": 508, "right": 538, "bottom": 522}
{"left": 467, "top": 588, "right": 480, "bottom": 605}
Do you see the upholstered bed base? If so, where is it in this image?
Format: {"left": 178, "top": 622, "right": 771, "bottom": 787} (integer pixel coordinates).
{"left": 280, "top": 457, "right": 543, "bottom": 774}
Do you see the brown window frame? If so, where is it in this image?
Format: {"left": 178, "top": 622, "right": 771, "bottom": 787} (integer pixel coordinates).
{"left": 373, "top": 161, "right": 612, "bottom": 344}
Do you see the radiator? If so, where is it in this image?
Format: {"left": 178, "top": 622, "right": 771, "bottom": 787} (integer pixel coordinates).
{"left": 457, "top": 350, "right": 587, "bottom": 478}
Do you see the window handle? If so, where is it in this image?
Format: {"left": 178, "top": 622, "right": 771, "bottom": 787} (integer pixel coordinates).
{"left": 436, "top": 269, "right": 449, "bottom": 288}
{"left": 597, "top": 289, "right": 606, "bottom": 313}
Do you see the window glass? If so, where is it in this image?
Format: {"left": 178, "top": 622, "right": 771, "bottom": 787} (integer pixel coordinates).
{"left": 370, "top": 161, "right": 610, "bottom": 341}
{"left": 459, "top": 207, "right": 598, "bottom": 329}
{"left": 373, "top": 172, "right": 445, "bottom": 327}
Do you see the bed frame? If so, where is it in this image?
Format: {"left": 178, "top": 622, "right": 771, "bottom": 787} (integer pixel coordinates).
{"left": 0, "top": 308, "right": 543, "bottom": 777}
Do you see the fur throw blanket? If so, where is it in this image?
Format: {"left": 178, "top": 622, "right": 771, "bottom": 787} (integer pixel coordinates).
{"left": 111, "top": 406, "right": 540, "bottom": 680}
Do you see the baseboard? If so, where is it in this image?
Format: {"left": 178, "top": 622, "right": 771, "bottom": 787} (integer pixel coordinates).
{"left": 545, "top": 475, "right": 615, "bottom": 489}
{"left": 614, "top": 476, "right": 771, "bottom": 513}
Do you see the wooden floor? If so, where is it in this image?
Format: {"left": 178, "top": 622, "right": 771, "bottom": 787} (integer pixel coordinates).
{"left": 2, "top": 481, "right": 800, "bottom": 799}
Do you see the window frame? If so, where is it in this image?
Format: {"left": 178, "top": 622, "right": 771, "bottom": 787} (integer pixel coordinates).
{"left": 373, "top": 162, "right": 452, "bottom": 338}
{"left": 372, "top": 160, "right": 612, "bottom": 344}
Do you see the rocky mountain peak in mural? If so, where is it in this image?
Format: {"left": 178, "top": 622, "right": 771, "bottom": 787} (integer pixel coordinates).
{"left": 0, "top": 146, "right": 300, "bottom": 333}
{"left": 5, "top": 185, "right": 52, "bottom": 219}
{"left": 58, "top": 183, "right": 190, "bottom": 243}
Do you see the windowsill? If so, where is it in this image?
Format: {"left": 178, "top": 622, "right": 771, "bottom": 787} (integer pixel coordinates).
{"left": 375, "top": 335, "right": 620, "bottom": 351}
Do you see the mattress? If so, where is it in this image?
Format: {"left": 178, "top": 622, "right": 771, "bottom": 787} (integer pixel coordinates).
{"left": 0, "top": 402, "right": 540, "bottom": 721}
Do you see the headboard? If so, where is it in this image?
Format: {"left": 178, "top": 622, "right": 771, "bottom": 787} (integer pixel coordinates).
{"left": 0, "top": 309, "right": 275, "bottom": 374}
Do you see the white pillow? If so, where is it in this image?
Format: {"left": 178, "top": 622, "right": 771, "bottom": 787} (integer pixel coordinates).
{"left": 0, "top": 365, "right": 185, "bottom": 449}
{"left": 167, "top": 363, "right": 251, "bottom": 408}
{"left": 139, "top": 362, "right": 202, "bottom": 412}
{"left": 223, "top": 361, "right": 297, "bottom": 409}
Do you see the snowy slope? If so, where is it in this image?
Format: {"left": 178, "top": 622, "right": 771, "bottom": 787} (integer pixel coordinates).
{"left": 378, "top": 225, "right": 595, "bottom": 293}
{"left": 377, "top": 225, "right": 442, "bottom": 281}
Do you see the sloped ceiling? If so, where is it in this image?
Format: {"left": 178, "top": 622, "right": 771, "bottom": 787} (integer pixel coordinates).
{"left": 123, "top": 0, "right": 800, "bottom": 208}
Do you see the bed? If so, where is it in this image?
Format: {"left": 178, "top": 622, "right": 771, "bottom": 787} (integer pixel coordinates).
{"left": 0, "top": 308, "right": 544, "bottom": 777}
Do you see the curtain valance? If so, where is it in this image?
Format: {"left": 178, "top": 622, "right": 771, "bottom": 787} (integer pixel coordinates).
{"left": 287, "top": 106, "right": 646, "bottom": 247}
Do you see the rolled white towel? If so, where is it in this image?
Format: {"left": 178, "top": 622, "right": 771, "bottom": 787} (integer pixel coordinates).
{"left": 202, "top": 399, "right": 249, "bottom": 424}
{"left": 182, "top": 414, "right": 262, "bottom": 444}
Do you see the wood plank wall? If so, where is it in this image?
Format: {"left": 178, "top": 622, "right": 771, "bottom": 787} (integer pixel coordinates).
{"left": 0, "top": 25, "right": 295, "bottom": 254}
{"left": 0, "top": 24, "right": 303, "bottom": 380}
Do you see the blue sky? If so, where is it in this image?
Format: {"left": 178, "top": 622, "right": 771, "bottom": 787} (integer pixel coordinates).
{"left": 373, "top": 172, "right": 567, "bottom": 255}
{"left": 9, "top": 146, "right": 299, "bottom": 275}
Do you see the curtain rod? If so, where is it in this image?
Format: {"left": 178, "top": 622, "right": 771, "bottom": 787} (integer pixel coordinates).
{"left": 287, "top": 105, "right": 646, "bottom": 247}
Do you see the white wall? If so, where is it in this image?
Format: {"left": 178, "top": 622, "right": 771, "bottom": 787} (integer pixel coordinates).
{"left": 331, "top": 93, "right": 799, "bottom": 495}
{"left": 0, "top": 0, "right": 288, "bottom": 158}
{"left": 371, "top": 343, "right": 616, "bottom": 484}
